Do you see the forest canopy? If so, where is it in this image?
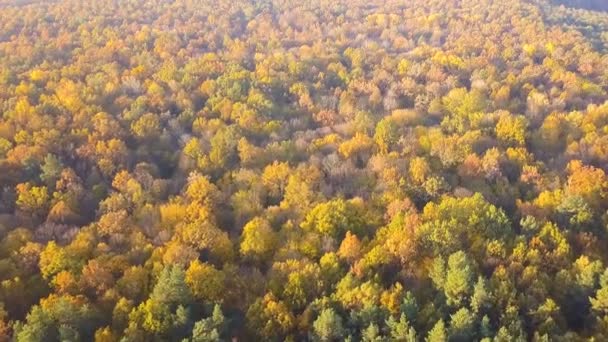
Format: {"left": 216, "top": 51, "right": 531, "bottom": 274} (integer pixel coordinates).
{"left": 1, "top": 0, "right": 608, "bottom": 341}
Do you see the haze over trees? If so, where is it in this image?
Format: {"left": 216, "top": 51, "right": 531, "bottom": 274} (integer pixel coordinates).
{"left": 1, "top": 0, "right": 608, "bottom": 340}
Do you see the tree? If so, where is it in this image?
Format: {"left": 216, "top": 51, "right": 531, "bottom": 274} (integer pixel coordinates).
{"left": 409, "top": 157, "right": 431, "bottom": 184}
{"left": 338, "top": 231, "right": 363, "bottom": 263}
{"left": 449, "top": 308, "right": 475, "bottom": 341}
{"left": 313, "top": 308, "right": 344, "bottom": 341}
{"left": 361, "top": 323, "right": 383, "bottom": 342}
{"left": 444, "top": 251, "right": 475, "bottom": 307}
{"left": 374, "top": 118, "right": 399, "bottom": 154}
{"left": 185, "top": 261, "right": 225, "bottom": 303}
{"left": 386, "top": 313, "right": 417, "bottom": 342}
{"left": 426, "top": 319, "right": 447, "bottom": 342}
{"left": 15, "top": 183, "right": 49, "bottom": 218}
{"left": 262, "top": 161, "right": 291, "bottom": 200}
{"left": 400, "top": 291, "right": 419, "bottom": 323}
{"left": 591, "top": 269, "right": 608, "bottom": 315}
{"left": 240, "top": 216, "right": 278, "bottom": 262}
{"left": 94, "top": 327, "right": 117, "bottom": 342}
{"left": 339, "top": 133, "right": 375, "bottom": 160}
{"left": 40, "top": 154, "right": 63, "bottom": 187}
{"left": 301, "top": 199, "right": 366, "bottom": 238}
{"left": 126, "top": 265, "right": 194, "bottom": 339}
{"left": 496, "top": 114, "right": 527, "bottom": 146}
{"left": 150, "top": 265, "right": 192, "bottom": 307}
{"left": 418, "top": 194, "right": 511, "bottom": 255}
{"left": 471, "top": 276, "right": 491, "bottom": 314}
{"left": 185, "top": 173, "right": 220, "bottom": 209}
{"left": 131, "top": 113, "right": 161, "bottom": 140}
{"left": 190, "top": 305, "right": 225, "bottom": 342}
{"left": 15, "top": 295, "right": 99, "bottom": 342}
{"left": 566, "top": 160, "right": 608, "bottom": 210}
{"left": 208, "top": 126, "right": 240, "bottom": 170}
{"left": 39, "top": 242, "right": 80, "bottom": 281}
{"left": 246, "top": 294, "right": 295, "bottom": 340}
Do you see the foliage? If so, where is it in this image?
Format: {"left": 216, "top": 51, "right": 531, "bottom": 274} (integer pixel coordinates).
{"left": 0, "top": 0, "right": 607, "bottom": 340}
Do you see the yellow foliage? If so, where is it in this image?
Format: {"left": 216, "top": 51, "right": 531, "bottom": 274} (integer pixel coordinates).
{"left": 380, "top": 283, "right": 404, "bottom": 315}
{"left": 338, "top": 133, "right": 374, "bottom": 159}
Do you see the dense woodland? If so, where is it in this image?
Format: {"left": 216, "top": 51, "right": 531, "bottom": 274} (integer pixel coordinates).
{"left": 2, "top": 0, "right": 608, "bottom": 340}
{"left": 549, "top": 0, "right": 608, "bottom": 11}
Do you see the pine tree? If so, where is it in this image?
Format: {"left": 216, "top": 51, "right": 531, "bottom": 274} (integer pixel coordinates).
{"left": 591, "top": 269, "right": 608, "bottom": 314}
{"left": 449, "top": 308, "right": 475, "bottom": 341}
{"left": 479, "top": 315, "right": 492, "bottom": 339}
{"left": 361, "top": 323, "right": 383, "bottom": 342}
{"left": 426, "top": 319, "right": 447, "bottom": 342}
{"left": 151, "top": 265, "right": 192, "bottom": 308}
{"left": 471, "top": 276, "right": 490, "bottom": 314}
{"left": 387, "top": 313, "right": 417, "bottom": 342}
{"left": 313, "top": 308, "right": 344, "bottom": 341}
{"left": 444, "top": 251, "right": 474, "bottom": 307}
{"left": 190, "top": 304, "right": 225, "bottom": 342}
{"left": 401, "top": 291, "right": 419, "bottom": 322}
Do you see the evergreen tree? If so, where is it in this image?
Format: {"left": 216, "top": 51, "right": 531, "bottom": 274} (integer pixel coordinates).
{"left": 591, "top": 269, "right": 608, "bottom": 314}
{"left": 426, "top": 319, "right": 447, "bottom": 342}
{"left": 444, "top": 251, "right": 474, "bottom": 307}
{"left": 449, "top": 308, "right": 475, "bottom": 342}
{"left": 471, "top": 276, "right": 490, "bottom": 314}
{"left": 313, "top": 308, "right": 344, "bottom": 341}
{"left": 361, "top": 323, "right": 383, "bottom": 342}
{"left": 387, "top": 313, "right": 417, "bottom": 342}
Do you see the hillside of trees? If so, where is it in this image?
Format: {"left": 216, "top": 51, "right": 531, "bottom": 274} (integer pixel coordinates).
{"left": 550, "top": 0, "right": 608, "bottom": 11}
{"left": 1, "top": 0, "right": 608, "bottom": 340}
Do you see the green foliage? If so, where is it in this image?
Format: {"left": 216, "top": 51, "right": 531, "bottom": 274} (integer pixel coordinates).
{"left": 426, "top": 319, "right": 447, "bottom": 342}
{"left": 386, "top": 313, "right": 417, "bottom": 342}
{"left": 40, "top": 154, "right": 63, "bottom": 186}
{"left": 151, "top": 265, "right": 192, "bottom": 307}
{"left": 591, "top": 269, "right": 608, "bottom": 314}
{"left": 2, "top": 0, "right": 608, "bottom": 340}
{"left": 190, "top": 305, "right": 225, "bottom": 342}
{"left": 361, "top": 322, "right": 383, "bottom": 342}
{"left": 374, "top": 118, "right": 399, "bottom": 154}
{"left": 449, "top": 308, "right": 475, "bottom": 341}
{"left": 471, "top": 276, "right": 491, "bottom": 314}
{"left": 313, "top": 308, "right": 345, "bottom": 341}
{"left": 15, "top": 295, "right": 99, "bottom": 342}
{"left": 208, "top": 125, "right": 240, "bottom": 170}
{"left": 418, "top": 194, "right": 511, "bottom": 255}
{"left": 444, "top": 251, "right": 475, "bottom": 307}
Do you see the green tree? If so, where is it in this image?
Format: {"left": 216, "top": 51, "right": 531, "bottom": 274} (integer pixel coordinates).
{"left": 208, "top": 125, "right": 240, "bottom": 169}
{"left": 444, "top": 251, "right": 474, "bottom": 307}
{"left": 313, "top": 308, "right": 344, "bottom": 341}
{"left": 15, "top": 295, "right": 99, "bottom": 342}
{"left": 362, "top": 322, "right": 383, "bottom": 342}
{"left": 190, "top": 304, "right": 225, "bottom": 342}
{"left": 471, "top": 276, "right": 491, "bottom": 314}
{"left": 40, "top": 154, "right": 63, "bottom": 187}
{"left": 374, "top": 118, "right": 399, "bottom": 154}
{"left": 151, "top": 265, "right": 192, "bottom": 306}
{"left": 126, "top": 265, "right": 194, "bottom": 339}
{"left": 426, "top": 319, "right": 447, "bottom": 342}
{"left": 591, "top": 269, "right": 608, "bottom": 315}
{"left": 449, "top": 308, "right": 475, "bottom": 341}
{"left": 386, "top": 313, "right": 417, "bottom": 342}
{"left": 418, "top": 194, "right": 511, "bottom": 255}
